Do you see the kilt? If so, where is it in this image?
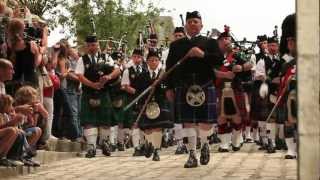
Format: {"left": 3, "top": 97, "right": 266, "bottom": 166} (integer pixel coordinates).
{"left": 112, "top": 93, "right": 137, "bottom": 128}
{"left": 138, "top": 100, "right": 173, "bottom": 130}
{"left": 80, "top": 91, "right": 113, "bottom": 126}
{"left": 250, "top": 85, "right": 269, "bottom": 121}
{"left": 276, "top": 103, "right": 287, "bottom": 124}
{"left": 175, "top": 85, "right": 217, "bottom": 124}
{"left": 216, "top": 88, "right": 248, "bottom": 124}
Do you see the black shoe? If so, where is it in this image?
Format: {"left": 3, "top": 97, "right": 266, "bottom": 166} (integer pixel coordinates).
{"left": 285, "top": 154, "right": 296, "bottom": 159}
{"left": 117, "top": 143, "right": 125, "bottom": 151}
{"left": 281, "top": 140, "right": 288, "bottom": 150}
{"left": 232, "top": 145, "right": 241, "bottom": 152}
{"left": 175, "top": 145, "right": 185, "bottom": 155}
{"left": 152, "top": 149, "right": 160, "bottom": 161}
{"left": 25, "top": 146, "right": 37, "bottom": 158}
{"left": 110, "top": 144, "right": 117, "bottom": 152}
{"left": 209, "top": 134, "right": 221, "bottom": 144}
{"left": 144, "top": 142, "right": 154, "bottom": 158}
{"left": 218, "top": 147, "right": 229, "bottom": 153}
{"left": 21, "top": 158, "right": 34, "bottom": 166}
{"left": 245, "top": 138, "right": 253, "bottom": 143}
{"left": 161, "top": 136, "right": 168, "bottom": 148}
{"left": 200, "top": 143, "right": 210, "bottom": 165}
{"left": 132, "top": 147, "right": 144, "bottom": 156}
{"left": 85, "top": 148, "right": 96, "bottom": 158}
{"left": 184, "top": 150, "right": 198, "bottom": 168}
{"left": 23, "top": 158, "right": 40, "bottom": 167}
{"left": 266, "top": 139, "right": 276, "bottom": 153}
{"left": 182, "top": 144, "right": 189, "bottom": 154}
{"left": 102, "top": 141, "right": 111, "bottom": 156}
{"left": 255, "top": 140, "right": 261, "bottom": 146}
{"left": 258, "top": 143, "right": 267, "bottom": 150}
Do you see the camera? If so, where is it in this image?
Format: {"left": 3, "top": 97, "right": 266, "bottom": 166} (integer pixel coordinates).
{"left": 23, "top": 23, "right": 42, "bottom": 44}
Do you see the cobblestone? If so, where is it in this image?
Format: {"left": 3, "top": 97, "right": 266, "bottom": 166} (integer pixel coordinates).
{"left": 6, "top": 143, "right": 297, "bottom": 180}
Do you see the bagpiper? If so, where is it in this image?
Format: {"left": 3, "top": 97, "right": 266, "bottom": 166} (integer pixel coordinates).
{"left": 215, "top": 27, "right": 253, "bottom": 152}
{"left": 136, "top": 49, "right": 173, "bottom": 161}
{"left": 75, "top": 35, "right": 121, "bottom": 158}
{"left": 121, "top": 48, "right": 146, "bottom": 156}
{"left": 165, "top": 11, "right": 222, "bottom": 168}
{"left": 278, "top": 14, "right": 297, "bottom": 159}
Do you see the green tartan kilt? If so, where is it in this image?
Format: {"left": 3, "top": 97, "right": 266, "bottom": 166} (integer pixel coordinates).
{"left": 80, "top": 91, "right": 113, "bottom": 126}
{"left": 111, "top": 94, "right": 137, "bottom": 128}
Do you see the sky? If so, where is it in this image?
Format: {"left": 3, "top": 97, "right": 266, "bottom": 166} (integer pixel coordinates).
{"left": 47, "top": 0, "right": 296, "bottom": 46}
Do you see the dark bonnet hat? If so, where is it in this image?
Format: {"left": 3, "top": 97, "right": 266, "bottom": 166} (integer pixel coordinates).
{"left": 146, "top": 49, "right": 160, "bottom": 60}
{"left": 280, "top": 14, "right": 296, "bottom": 55}
{"left": 257, "top": 35, "right": 268, "bottom": 42}
{"left": 268, "top": 36, "right": 279, "bottom": 44}
{"left": 186, "top": 11, "right": 201, "bottom": 20}
{"left": 85, "top": 35, "right": 97, "bottom": 43}
{"left": 218, "top": 25, "right": 231, "bottom": 40}
{"left": 132, "top": 48, "right": 143, "bottom": 56}
{"left": 174, "top": 27, "right": 185, "bottom": 34}
{"left": 149, "top": 33, "right": 158, "bottom": 40}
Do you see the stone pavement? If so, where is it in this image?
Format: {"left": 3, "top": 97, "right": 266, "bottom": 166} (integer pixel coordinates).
{"left": 6, "top": 143, "right": 297, "bottom": 180}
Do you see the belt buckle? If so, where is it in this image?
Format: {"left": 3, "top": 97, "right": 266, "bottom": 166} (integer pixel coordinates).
{"left": 145, "top": 101, "right": 160, "bottom": 119}
{"left": 186, "top": 85, "right": 206, "bottom": 107}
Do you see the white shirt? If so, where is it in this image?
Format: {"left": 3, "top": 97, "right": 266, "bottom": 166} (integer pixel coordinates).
{"left": 147, "top": 63, "right": 162, "bottom": 79}
{"left": 254, "top": 59, "right": 266, "bottom": 80}
{"left": 75, "top": 53, "right": 117, "bottom": 75}
{"left": 121, "top": 64, "right": 142, "bottom": 86}
{"left": 186, "top": 32, "right": 201, "bottom": 40}
{"left": 0, "top": 82, "right": 6, "bottom": 95}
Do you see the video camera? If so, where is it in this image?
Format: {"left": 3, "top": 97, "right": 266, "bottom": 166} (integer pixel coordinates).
{"left": 23, "top": 22, "right": 42, "bottom": 44}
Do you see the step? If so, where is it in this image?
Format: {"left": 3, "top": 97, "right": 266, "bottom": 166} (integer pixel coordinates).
{"left": 0, "top": 140, "right": 87, "bottom": 179}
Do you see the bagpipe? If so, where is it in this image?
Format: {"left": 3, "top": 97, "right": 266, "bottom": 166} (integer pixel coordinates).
{"left": 88, "top": 17, "right": 123, "bottom": 88}
{"left": 215, "top": 25, "right": 255, "bottom": 121}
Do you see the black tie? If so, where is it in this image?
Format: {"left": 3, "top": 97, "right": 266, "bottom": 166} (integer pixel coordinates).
{"left": 152, "top": 71, "right": 156, "bottom": 79}
{"left": 91, "top": 55, "right": 96, "bottom": 64}
{"left": 136, "top": 65, "right": 141, "bottom": 73}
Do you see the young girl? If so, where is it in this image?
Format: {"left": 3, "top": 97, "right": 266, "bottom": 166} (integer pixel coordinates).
{"left": 0, "top": 94, "right": 23, "bottom": 166}
{"left": 14, "top": 86, "right": 48, "bottom": 151}
{"left": 42, "top": 49, "right": 60, "bottom": 143}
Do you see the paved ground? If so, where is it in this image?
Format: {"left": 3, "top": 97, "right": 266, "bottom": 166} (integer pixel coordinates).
{"left": 7, "top": 143, "right": 297, "bottom": 180}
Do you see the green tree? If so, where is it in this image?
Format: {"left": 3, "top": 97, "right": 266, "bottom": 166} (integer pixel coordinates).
{"left": 17, "top": 0, "right": 64, "bottom": 17}
{"left": 59, "top": 0, "right": 163, "bottom": 50}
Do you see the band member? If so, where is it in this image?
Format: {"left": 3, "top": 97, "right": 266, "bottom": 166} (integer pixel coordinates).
{"left": 278, "top": 14, "right": 296, "bottom": 159}
{"left": 265, "top": 36, "right": 284, "bottom": 153}
{"left": 75, "top": 35, "right": 121, "bottom": 158}
{"left": 215, "top": 28, "right": 252, "bottom": 152}
{"left": 165, "top": 11, "right": 222, "bottom": 168}
{"left": 137, "top": 50, "right": 173, "bottom": 161}
{"left": 167, "top": 27, "right": 188, "bottom": 155}
{"left": 250, "top": 35, "right": 272, "bottom": 148}
{"left": 121, "top": 48, "right": 146, "bottom": 156}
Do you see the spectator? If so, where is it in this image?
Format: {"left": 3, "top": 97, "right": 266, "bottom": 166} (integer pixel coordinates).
{"left": 41, "top": 49, "right": 60, "bottom": 145}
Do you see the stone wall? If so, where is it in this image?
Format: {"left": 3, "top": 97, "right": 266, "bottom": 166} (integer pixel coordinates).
{"left": 297, "top": 0, "right": 320, "bottom": 179}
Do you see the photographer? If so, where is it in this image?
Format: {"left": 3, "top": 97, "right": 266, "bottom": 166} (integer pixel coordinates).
{"left": 7, "top": 18, "right": 41, "bottom": 88}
